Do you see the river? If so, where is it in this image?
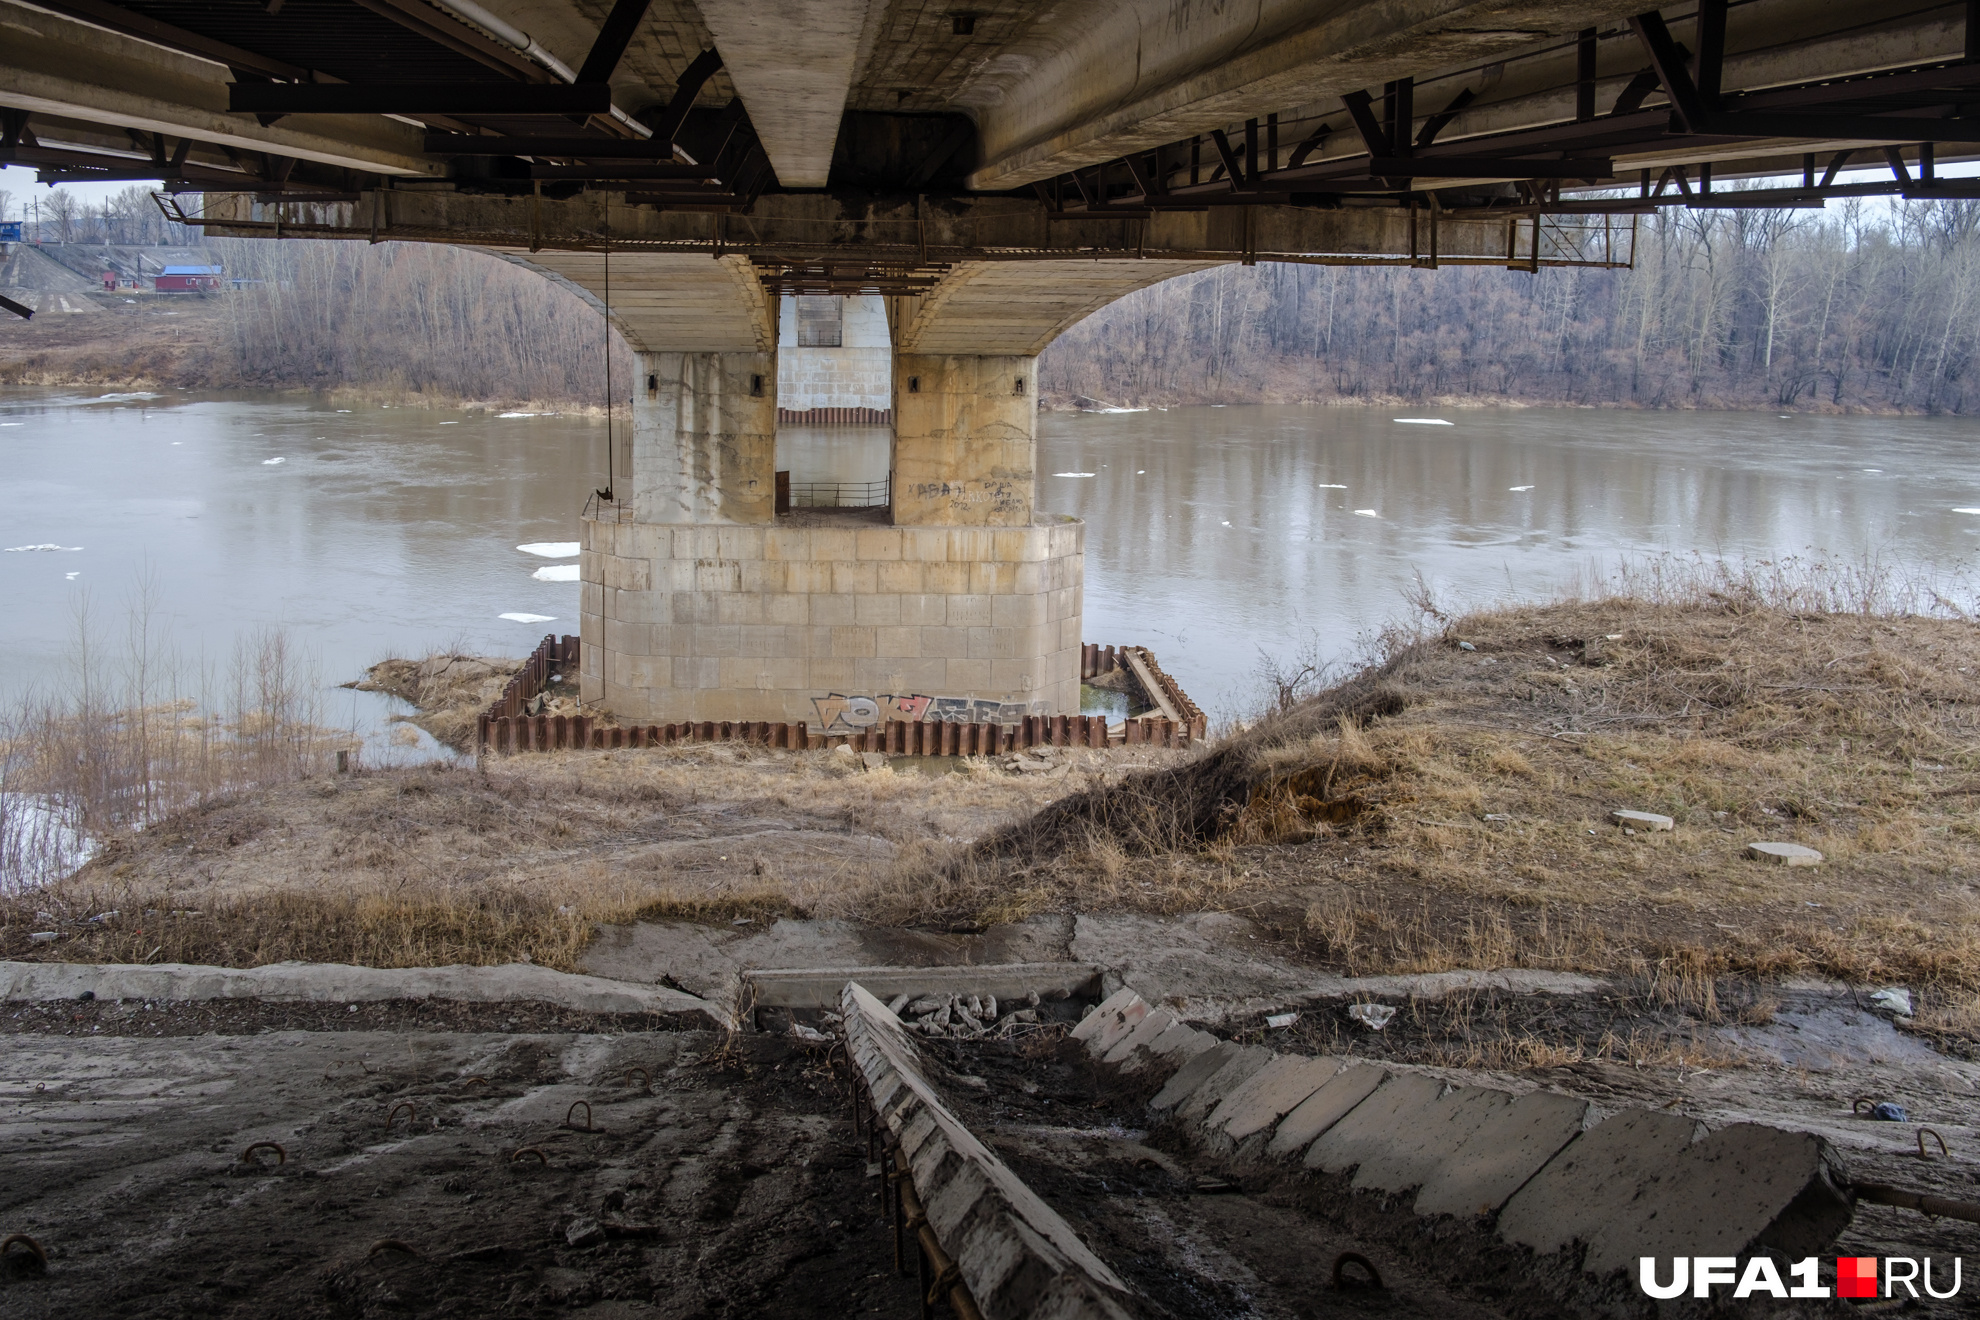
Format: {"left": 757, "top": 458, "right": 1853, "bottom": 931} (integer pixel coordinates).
{"left": 2, "top": 389, "right": 1975, "bottom": 742}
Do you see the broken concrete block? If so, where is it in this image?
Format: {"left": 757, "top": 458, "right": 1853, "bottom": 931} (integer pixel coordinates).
{"left": 1610, "top": 808, "right": 1674, "bottom": 831}
{"left": 1148, "top": 1041, "right": 1241, "bottom": 1113}
{"left": 1747, "top": 841, "right": 1823, "bottom": 866}
{"left": 1581, "top": 1123, "right": 1853, "bottom": 1276}
{"left": 1100, "top": 1007, "right": 1177, "bottom": 1065}
{"left": 1071, "top": 988, "right": 1143, "bottom": 1045}
{"left": 1413, "top": 1090, "right": 1590, "bottom": 1219}
{"left": 1497, "top": 1108, "right": 1701, "bottom": 1258}
{"left": 1348, "top": 1083, "right": 1512, "bottom": 1195}
{"left": 1265, "top": 1063, "right": 1387, "bottom": 1160}
{"left": 565, "top": 1216, "right": 606, "bottom": 1248}
{"left": 1208, "top": 1054, "right": 1343, "bottom": 1143}
{"left": 1175, "top": 1046, "right": 1275, "bottom": 1125}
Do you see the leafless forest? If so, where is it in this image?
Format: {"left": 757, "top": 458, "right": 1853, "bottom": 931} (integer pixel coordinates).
{"left": 1038, "top": 197, "right": 1980, "bottom": 413}
{"left": 11, "top": 187, "right": 1979, "bottom": 411}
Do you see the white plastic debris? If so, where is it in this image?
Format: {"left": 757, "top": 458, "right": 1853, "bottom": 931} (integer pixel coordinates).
{"left": 1265, "top": 1012, "right": 1300, "bottom": 1029}
{"left": 1347, "top": 1003, "right": 1396, "bottom": 1031}
{"left": 1869, "top": 988, "right": 1914, "bottom": 1016}
{"left": 788, "top": 1022, "right": 833, "bottom": 1043}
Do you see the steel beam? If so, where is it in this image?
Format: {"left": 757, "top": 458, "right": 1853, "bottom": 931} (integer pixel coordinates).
{"left": 228, "top": 83, "right": 613, "bottom": 116}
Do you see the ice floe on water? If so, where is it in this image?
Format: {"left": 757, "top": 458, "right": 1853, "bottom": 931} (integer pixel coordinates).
{"left": 517, "top": 542, "right": 580, "bottom": 558}
{"left": 93, "top": 391, "right": 160, "bottom": 402}
{"left": 5, "top": 544, "right": 82, "bottom": 552}
{"left": 1317, "top": 483, "right": 1347, "bottom": 489}
{"left": 1509, "top": 485, "right": 1535, "bottom": 492}
{"left": 1955, "top": 508, "right": 1980, "bottom": 514}
{"left": 1354, "top": 509, "right": 1380, "bottom": 517}
{"left": 1394, "top": 418, "right": 1452, "bottom": 425}
{"left": 1053, "top": 472, "right": 1096, "bottom": 478}
{"left": 497, "top": 412, "right": 541, "bottom": 419}
{"left": 500, "top": 612, "right": 556, "bottom": 623}
{"left": 262, "top": 457, "right": 286, "bottom": 465}
{"left": 439, "top": 420, "right": 460, "bottom": 425}
{"left": 65, "top": 572, "right": 78, "bottom": 580}
{"left": 532, "top": 564, "right": 581, "bottom": 582}
{"left": 0, "top": 422, "right": 22, "bottom": 427}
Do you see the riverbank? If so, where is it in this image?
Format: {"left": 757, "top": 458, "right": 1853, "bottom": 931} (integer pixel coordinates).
{"left": 9, "top": 578, "right": 1978, "bottom": 1032}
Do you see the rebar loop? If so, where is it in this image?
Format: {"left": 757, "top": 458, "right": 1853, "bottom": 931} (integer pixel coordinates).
{"left": 384, "top": 1101, "right": 417, "bottom": 1132}
{"left": 239, "top": 1141, "right": 287, "bottom": 1167}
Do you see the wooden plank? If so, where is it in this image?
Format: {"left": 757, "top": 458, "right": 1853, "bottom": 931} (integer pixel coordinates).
{"left": 1123, "top": 648, "right": 1184, "bottom": 724}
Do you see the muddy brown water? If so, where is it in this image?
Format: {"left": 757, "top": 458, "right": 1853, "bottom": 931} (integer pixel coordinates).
{"left": 3, "top": 391, "right": 1975, "bottom": 735}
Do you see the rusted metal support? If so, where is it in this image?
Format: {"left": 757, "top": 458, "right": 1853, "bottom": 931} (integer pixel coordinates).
{"left": 897, "top": 1168, "right": 985, "bottom": 1320}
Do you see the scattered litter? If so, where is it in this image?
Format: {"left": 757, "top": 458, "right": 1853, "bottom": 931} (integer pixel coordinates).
{"left": 532, "top": 565, "right": 580, "bottom": 582}
{"left": 1192, "top": 1176, "right": 1237, "bottom": 1194}
{"left": 1861, "top": 1102, "right": 1910, "bottom": 1122}
{"left": 1508, "top": 485, "right": 1534, "bottom": 491}
{"left": 262, "top": 457, "right": 285, "bottom": 465}
{"left": 498, "top": 612, "right": 556, "bottom": 623}
{"left": 1052, "top": 472, "right": 1096, "bottom": 478}
{"left": 1747, "top": 841, "right": 1823, "bottom": 866}
{"left": 732, "top": 917, "right": 753, "bottom": 926}
{"left": 1457, "top": 641, "right": 1476, "bottom": 651}
{"left": 956, "top": 1075, "right": 990, "bottom": 1091}
{"left": 27, "top": 932, "right": 57, "bottom": 943}
{"left": 1606, "top": 633, "right": 1623, "bottom": 639}
{"left": 1869, "top": 988, "right": 1914, "bottom": 1016}
{"left": 1394, "top": 418, "right": 1453, "bottom": 426}
{"left": 1483, "top": 813, "right": 1512, "bottom": 821}
{"left": 788, "top": 1022, "right": 833, "bottom": 1043}
{"left": 1610, "top": 809, "right": 1675, "bottom": 832}
{"left": 1264, "top": 1012, "right": 1300, "bottom": 1029}
{"left": 1347, "top": 1003, "right": 1396, "bottom": 1031}
{"left": 517, "top": 542, "right": 580, "bottom": 558}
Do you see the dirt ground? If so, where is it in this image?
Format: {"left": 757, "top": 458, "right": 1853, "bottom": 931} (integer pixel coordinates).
{"left": 0, "top": 741, "right": 1170, "bottom": 972}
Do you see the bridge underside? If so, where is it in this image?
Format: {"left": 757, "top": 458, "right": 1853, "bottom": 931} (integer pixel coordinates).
{"left": 9, "top": 0, "right": 1979, "bottom": 724}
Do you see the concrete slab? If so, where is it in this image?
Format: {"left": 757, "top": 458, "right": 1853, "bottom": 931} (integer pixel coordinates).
{"left": 1747, "top": 841, "right": 1824, "bottom": 866}
{"left": 1413, "top": 1090, "right": 1591, "bottom": 1219}
{"left": 1072, "top": 988, "right": 1143, "bottom": 1044}
{"left": 0, "top": 959, "right": 721, "bottom": 1024}
{"left": 1121, "top": 1020, "right": 1216, "bottom": 1073}
{"left": 841, "top": 981, "right": 1151, "bottom": 1317}
{"left": 1101, "top": 1006, "right": 1177, "bottom": 1065}
{"left": 1174, "top": 1047, "right": 1276, "bottom": 1125}
{"left": 1304, "top": 1073, "right": 1448, "bottom": 1176}
{"left": 1581, "top": 1123, "right": 1853, "bottom": 1275}
{"left": 582, "top": 915, "right": 1076, "bottom": 1004}
{"left": 1148, "top": 1041, "right": 1241, "bottom": 1113}
{"left": 1072, "top": 913, "right": 1314, "bottom": 1022}
{"left": 1087, "top": 996, "right": 1152, "bottom": 1056}
{"left": 1496, "top": 1108, "right": 1703, "bottom": 1257}
{"left": 1265, "top": 1063, "right": 1388, "bottom": 1159}
{"left": 1349, "top": 1084, "right": 1512, "bottom": 1195}
{"left": 746, "top": 962, "right": 1101, "bottom": 1011}
{"left": 1206, "top": 1054, "right": 1343, "bottom": 1143}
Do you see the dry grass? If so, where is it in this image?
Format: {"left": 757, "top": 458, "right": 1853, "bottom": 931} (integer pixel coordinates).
{"left": 939, "top": 556, "right": 1980, "bottom": 996}
{"left": 0, "top": 742, "right": 1155, "bottom": 971}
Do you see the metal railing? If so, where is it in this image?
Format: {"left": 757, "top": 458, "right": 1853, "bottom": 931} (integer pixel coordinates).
{"left": 783, "top": 477, "right": 890, "bottom": 510}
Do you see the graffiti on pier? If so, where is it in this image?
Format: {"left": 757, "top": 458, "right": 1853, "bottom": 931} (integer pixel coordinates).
{"left": 811, "top": 693, "right": 1053, "bottom": 735}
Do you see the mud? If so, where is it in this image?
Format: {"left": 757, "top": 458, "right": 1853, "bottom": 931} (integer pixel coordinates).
{"left": 0, "top": 1025, "right": 915, "bottom": 1320}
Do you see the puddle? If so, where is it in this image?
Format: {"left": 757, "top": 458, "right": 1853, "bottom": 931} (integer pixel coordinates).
{"left": 1719, "top": 991, "right": 1947, "bottom": 1070}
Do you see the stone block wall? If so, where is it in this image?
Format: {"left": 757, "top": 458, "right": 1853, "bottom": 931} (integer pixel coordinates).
{"left": 579, "top": 514, "right": 1083, "bottom": 723}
